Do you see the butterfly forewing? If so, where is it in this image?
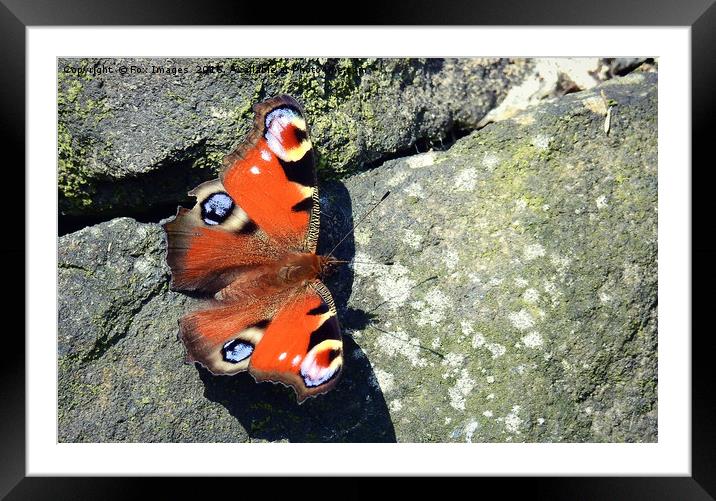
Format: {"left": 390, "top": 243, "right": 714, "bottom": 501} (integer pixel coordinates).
{"left": 221, "top": 95, "right": 320, "bottom": 253}
{"left": 249, "top": 282, "right": 342, "bottom": 402}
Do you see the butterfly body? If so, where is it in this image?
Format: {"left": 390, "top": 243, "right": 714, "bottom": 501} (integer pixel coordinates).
{"left": 163, "top": 95, "right": 344, "bottom": 402}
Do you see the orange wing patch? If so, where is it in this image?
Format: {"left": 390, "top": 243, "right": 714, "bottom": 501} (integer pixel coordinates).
{"left": 163, "top": 208, "right": 275, "bottom": 293}
{"left": 222, "top": 135, "right": 313, "bottom": 249}
{"left": 249, "top": 283, "right": 342, "bottom": 402}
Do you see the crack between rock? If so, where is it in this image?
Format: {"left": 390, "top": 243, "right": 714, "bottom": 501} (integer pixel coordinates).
{"left": 58, "top": 262, "right": 92, "bottom": 273}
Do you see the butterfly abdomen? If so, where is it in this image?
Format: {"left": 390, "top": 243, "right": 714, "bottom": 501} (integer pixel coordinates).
{"left": 275, "top": 252, "right": 322, "bottom": 286}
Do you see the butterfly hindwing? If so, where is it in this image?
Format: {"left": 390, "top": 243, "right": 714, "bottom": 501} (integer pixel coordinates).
{"left": 179, "top": 301, "right": 269, "bottom": 375}
{"left": 162, "top": 179, "right": 276, "bottom": 293}
{"left": 177, "top": 280, "right": 342, "bottom": 402}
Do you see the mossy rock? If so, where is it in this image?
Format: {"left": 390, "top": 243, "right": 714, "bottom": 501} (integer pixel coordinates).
{"left": 58, "top": 57, "right": 536, "bottom": 216}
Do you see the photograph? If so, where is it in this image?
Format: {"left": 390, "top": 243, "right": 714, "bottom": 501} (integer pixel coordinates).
{"left": 57, "top": 56, "right": 658, "bottom": 444}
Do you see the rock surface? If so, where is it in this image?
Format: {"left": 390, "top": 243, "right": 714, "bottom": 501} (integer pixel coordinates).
{"left": 58, "top": 72, "right": 658, "bottom": 443}
{"left": 58, "top": 57, "right": 647, "bottom": 217}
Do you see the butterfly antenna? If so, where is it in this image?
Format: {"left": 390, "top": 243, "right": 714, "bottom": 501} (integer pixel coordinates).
{"left": 369, "top": 323, "right": 445, "bottom": 359}
{"left": 328, "top": 191, "right": 390, "bottom": 257}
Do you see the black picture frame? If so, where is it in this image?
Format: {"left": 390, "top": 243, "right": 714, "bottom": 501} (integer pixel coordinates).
{"left": 4, "top": 0, "right": 713, "bottom": 498}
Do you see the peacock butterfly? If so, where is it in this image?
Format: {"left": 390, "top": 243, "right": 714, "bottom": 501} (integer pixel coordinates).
{"left": 162, "top": 95, "right": 344, "bottom": 403}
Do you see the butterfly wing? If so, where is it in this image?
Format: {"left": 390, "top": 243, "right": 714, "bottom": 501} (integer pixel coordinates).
{"left": 177, "top": 267, "right": 292, "bottom": 375}
{"left": 180, "top": 301, "right": 268, "bottom": 376}
{"left": 162, "top": 94, "right": 320, "bottom": 293}
{"left": 221, "top": 95, "right": 320, "bottom": 253}
{"left": 162, "top": 178, "right": 276, "bottom": 293}
{"left": 249, "top": 281, "right": 343, "bottom": 403}
{"left": 179, "top": 278, "right": 343, "bottom": 402}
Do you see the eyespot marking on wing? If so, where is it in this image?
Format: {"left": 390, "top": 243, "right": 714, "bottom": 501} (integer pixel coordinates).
{"left": 201, "top": 192, "right": 235, "bottom": 226}
{"left": 300, "top": 339, "right": 343, "bottom": 388}
{"left": 222, "top": 339, "right": 254, "bottom": 363}
{"left": 264, "top": 106, "right": 312, "bottom": 163}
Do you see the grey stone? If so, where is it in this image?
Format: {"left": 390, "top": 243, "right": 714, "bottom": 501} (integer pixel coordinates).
{"left": 58, "top": 72, "right": 657, "bottom": 443}
{"left": 58, "top": 57, "right": 646, "bottom": 217}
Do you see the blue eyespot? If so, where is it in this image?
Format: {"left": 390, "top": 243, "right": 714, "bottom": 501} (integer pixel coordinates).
{"left": 265, "top": 107, "right": 300, "bottom": 129}
{"left": 222, "top": 339, "right": 253, "bottom": 364}
{"left": 201, "top": 192, "right": 234, "bottom": 226}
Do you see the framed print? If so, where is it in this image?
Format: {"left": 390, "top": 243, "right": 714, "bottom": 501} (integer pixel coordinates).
{"left": 4, "top": 0, "right": 714, "bottom": 497}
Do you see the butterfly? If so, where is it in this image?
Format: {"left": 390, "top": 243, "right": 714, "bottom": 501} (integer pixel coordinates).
{"left": 162, "top": 95, "right": 344, "bottom": 403}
